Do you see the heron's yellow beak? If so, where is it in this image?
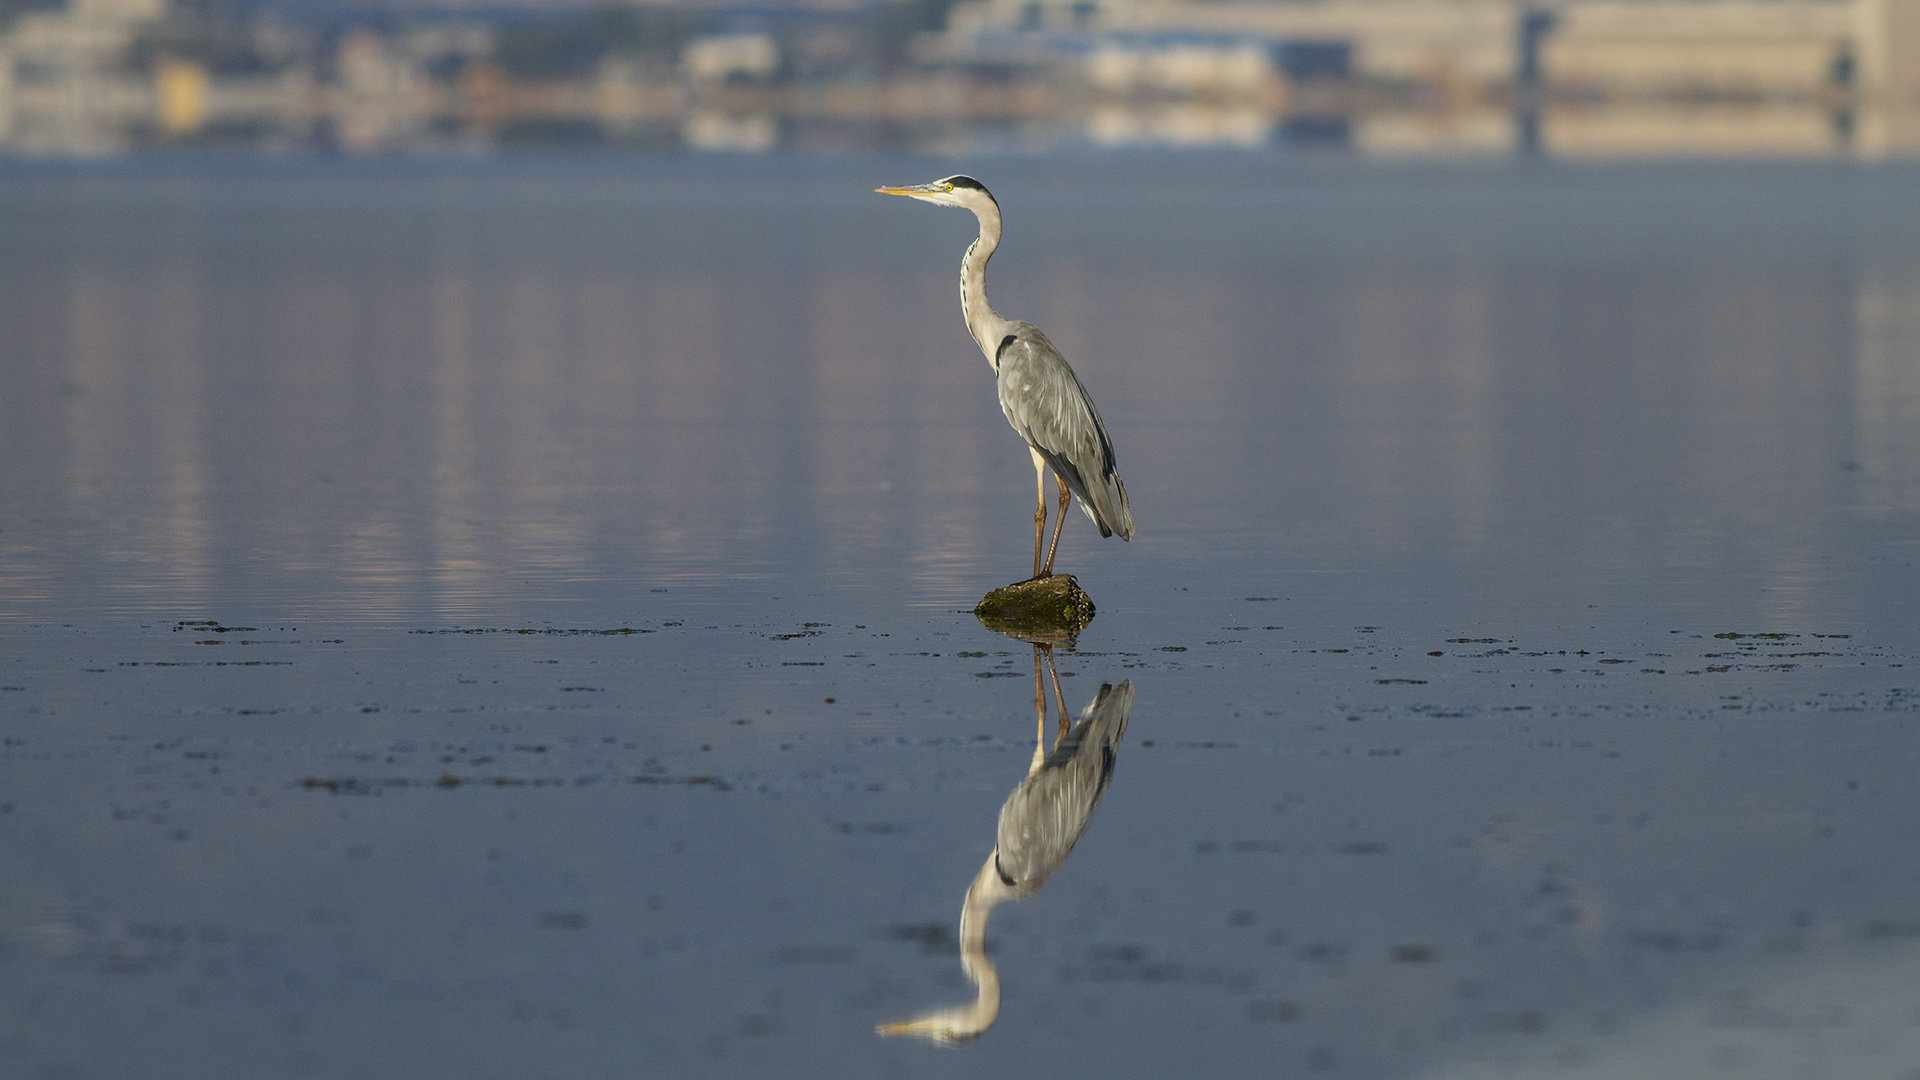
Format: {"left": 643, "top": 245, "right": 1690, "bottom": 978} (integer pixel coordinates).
{"left": 874, "top": 185, "right": 923, "bottom": 197}
{"left": 875, "top": 1016, "right": 972, "bottom": 1044}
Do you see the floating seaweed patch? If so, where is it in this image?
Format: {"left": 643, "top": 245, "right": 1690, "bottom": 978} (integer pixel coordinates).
{"left": 880, "top": 923, "right": 955, "bottom": 954}
{"left": 1863, "top": 920, "right": 1920, "bottom": 939}
{"left": 297, "top": 772, "right": 731, "bottom": 794}
{"left": 1246, "top": 1000, "right": 1301, "bottom": 1023}
{"left": 411, "top": 627, "right": 654, "bottom": 635}
{"left": 1626, "top": 930, "right": 1724, "bottom": 953}
{"left": 118, "top": 661, "right": 294, "bottom": 667}
{"left": 1476, "top": 1011, "right": 1547, "bottom": 1034}
{"left": 629, "top": 774, "right": 732, "bottom": 791}
{"left": 1058, "top": 944, "right": 1255, "bottom": 992}
{"left": 298, "top": 777, "right": 409, "bottom": 796}
{"left": 833, "top": 821, "right": 909, "bottom": 835}
{"left": 776, "top": 945, "right": 856, "bottom": 964}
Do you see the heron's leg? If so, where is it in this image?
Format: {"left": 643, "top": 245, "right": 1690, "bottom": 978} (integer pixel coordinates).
{"left": 1028, "top": 644, "right": 1048, "bottom": 774}
{"left": 1040, "top": 474, "right": 1071, "bottom": 578}
{"left": 1029, "top": 448, "right": 1049, "bottom": 580}
{"left": 1044, "top": 646, "right": 1069, "bottom": 746}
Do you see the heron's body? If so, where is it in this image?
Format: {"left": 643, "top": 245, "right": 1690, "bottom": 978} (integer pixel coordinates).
{"left": 995, "top": 677, "right": 1130, "bottom": 892}
{"left": 996, "top": 324, "right": 1130, "bottom": 542}
{"left": 876, "top": 175, "right": 1132, "bottom": 578}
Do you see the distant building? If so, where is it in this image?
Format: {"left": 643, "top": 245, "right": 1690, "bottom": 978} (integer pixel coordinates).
{"left": 0, "top": 0, "right": 163, "bottom": 153}
{"left": 0, "top": 0, "right": 1917, "bottom": 155}
{"left": 923, "top": 0, "right": 1920, "bottom": 154}
{"left": 681, "top": 32, "right": 780, "bottom": 83}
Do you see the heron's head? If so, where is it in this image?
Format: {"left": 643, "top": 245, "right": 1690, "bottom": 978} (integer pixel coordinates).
{"left": 874, "top": 175, "right": 998, "bottom": 213}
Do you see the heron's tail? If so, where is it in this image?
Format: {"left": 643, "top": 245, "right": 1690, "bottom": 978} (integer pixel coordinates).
{"left": 1078, "top": 468, "right": 1132, "bottom": 541}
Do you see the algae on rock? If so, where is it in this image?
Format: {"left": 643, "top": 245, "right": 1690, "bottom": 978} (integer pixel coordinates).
{"left": 974, "top": 575, "right": 1095, "bottom": 645}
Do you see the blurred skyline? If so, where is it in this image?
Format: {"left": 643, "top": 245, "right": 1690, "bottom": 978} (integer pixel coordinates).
{"left": 2, "top": 0, "right": 1918, "bottom": 156}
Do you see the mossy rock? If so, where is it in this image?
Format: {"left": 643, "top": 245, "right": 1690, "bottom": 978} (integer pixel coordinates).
{"left": 973, "top": 575, "right": 1095, "bottom": 645}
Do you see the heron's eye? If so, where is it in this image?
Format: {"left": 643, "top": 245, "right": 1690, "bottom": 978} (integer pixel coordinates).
{"left": 945, "top": 183, "right": 954, "bottom": 192}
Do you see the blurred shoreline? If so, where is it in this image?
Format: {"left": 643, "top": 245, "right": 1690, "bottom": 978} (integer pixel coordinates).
{"left": 2, "top": 0, "right": 1918, "bottom": 159}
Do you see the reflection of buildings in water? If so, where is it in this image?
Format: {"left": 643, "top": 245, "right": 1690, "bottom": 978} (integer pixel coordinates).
{"left": 1085, "top": 101, "right": 1270, "bottom": 148}
{"left": 1, "top": 244, "right": 1018, "bottom": 618}
{"left": 1853, "top": 263, "right": 1920, "bottom": 515}
{"left": 681, "top": 110, "right": 778, "bottom": 152}
{"left": 51, "top": 264, "right": 218, "bottom": 603}
{"left": 878, "top": 648, "right": 1132, "bottom": 1044}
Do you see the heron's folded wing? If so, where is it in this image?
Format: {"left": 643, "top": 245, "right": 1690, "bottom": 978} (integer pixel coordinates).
{"left": 994, "top": 326, "right": 1133, "bottom": 540}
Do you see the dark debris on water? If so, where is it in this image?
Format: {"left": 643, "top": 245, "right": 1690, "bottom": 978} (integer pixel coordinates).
{"left": 410, "top": 627, "right": 655, "bottom": 636}
{"left": 297, "top": 773, "right": 732, "bottom": 794}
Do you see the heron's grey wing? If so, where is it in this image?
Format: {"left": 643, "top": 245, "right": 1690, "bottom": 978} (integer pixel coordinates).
{"left": 993, "top": 681, "right": 1134, "bottom": 893}
{"left": 994, "top": 325, "right": 1134, "bottom": 540}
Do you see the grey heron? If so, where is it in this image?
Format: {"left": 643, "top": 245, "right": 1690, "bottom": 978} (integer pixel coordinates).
{"left": 875, "top": 176, "right": 1133, "bottom": 580}
{"left": 878, "top": 649, "right": 1133, "bottom": 1044}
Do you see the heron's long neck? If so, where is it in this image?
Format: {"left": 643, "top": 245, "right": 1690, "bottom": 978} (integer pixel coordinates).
{"left": 961, "top": 203, "right": 1012, "bottom": 365}
{"left": 953, "top": 855, "right": 1006, "bottom": 1029}
{"left": 875, "top": 854, "right": 1007, "bottom": 1042}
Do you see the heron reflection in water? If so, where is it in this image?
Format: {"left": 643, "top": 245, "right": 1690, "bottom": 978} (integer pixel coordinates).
{"left": 877, "top": 647, "right": 1133, "bottom": 1044}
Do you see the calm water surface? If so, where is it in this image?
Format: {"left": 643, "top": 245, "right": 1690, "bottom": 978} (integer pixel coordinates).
{"left": 3, "top": 156, "right": 1920, "bottom": 1079}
